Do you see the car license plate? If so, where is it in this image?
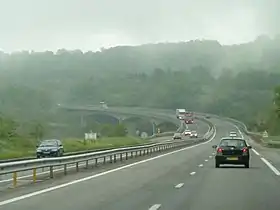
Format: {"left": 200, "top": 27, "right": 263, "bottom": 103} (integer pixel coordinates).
{"left": 227, "top": 157, "right": 238, "bottom": 160}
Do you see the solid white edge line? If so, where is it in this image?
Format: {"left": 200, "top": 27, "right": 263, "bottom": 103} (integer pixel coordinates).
{"left": 233, "top": 125, "right": 244, "bottom": 139}
{"left": 0, "top": 126, "right": 217, "bottom": 206}
{"left": 252, "top": 148, "right": 260, "bottom": 156}
{"left": 261, "top": 158, "right": 280, "bottom": 176}
{"left": 175, "top": 183, "right": 184, "bottom": 188}
{"left": 149, "top": 204, "right": 162, "bottom": 210}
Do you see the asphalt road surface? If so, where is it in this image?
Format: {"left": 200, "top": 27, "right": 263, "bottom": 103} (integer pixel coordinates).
{"left": 1, "top": 117, "right": 280, "bottom": 210}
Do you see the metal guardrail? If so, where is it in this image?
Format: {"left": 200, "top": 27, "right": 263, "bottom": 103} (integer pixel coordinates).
{"left": 0, "top": 120, "right": 185, "bottom": 164}
{"left": 0, "top": 119, "right": 215, "bottom": 188}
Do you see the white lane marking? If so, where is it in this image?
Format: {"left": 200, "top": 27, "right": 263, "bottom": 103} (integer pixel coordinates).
{"left": 212, "top": 152, "right": 215, "bottom": 155}
{"left": 234, "top": 125, "right": 244, "bottom": 138}
{"left": 0, "top": 126, "right": 217, "bottom": 206}
{"left": 204, "top": 159, "right": 208, "bottom": 162}
{"left": 209, "top": 156, "right": 212, "bottom": 158}
{"left": 149, "top": 204, "right": 161, "bottom": 210}
{"left": 261, "top": 158, "right": 280, "bottom": 176}
{"left": 175, "top": 183, "right": 184, "bottom": 189}
{"left": 190, "top": 172, "right": 196, "bottom": 175}
{"left": 198, "top": 164, "right": 203, "bottom": 167}
{"left": 252, "top": 149, "right": 260, "bottom": 156}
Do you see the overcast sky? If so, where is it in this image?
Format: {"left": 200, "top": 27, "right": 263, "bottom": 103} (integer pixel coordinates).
{"left": 0, "top": 0, "right": 279, "bottom": 52}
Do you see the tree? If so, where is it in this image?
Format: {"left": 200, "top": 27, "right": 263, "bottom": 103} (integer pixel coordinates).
{"left": 0, "top": 115, "right": 18, "bottom": 139}
{"left": 274, "top": 86, "right": 280, "bottom": 117}
{"left": 98, "top": 124, "right": 127, "bottom": 137}
{"left": 29, "top": 122, "right": 44, "bottom": 141}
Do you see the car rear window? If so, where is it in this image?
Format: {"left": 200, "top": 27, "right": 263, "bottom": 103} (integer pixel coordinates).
{"left": 219, "top": 139, "right": 246, "bottom": 147}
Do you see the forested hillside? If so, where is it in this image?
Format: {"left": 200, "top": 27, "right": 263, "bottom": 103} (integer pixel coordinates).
{"left": 0, "top": 36, "right": 280, "bottom": 133}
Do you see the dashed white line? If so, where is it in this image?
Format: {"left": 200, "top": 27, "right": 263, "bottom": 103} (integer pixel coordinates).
{"left": 190, "top": 172, "right": 196, "bottom": 175}
{"left": 198, "top": 164, "right": 203, "bottom": 167}
{"left": 252, "top": 149, "right": 260, "bottom": 156}
{"left": 212, "top": 152, "right": 215, "bottom": 155}
{"left": 209, "top": 155, "right": 212, "bottom": 158}
{"left": 175, "top": 183, "right": 184, "bottom": 189}
{"left": 204, "top": 159, "right": 208, "bottom": 162}
{"left": 261, "top": 158, "right": 280, "bottom": 176}
{"left": 149, "top": 204, "right": 161, "bottom": 210}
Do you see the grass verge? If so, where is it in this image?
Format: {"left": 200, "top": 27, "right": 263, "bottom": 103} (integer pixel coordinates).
{"left": 0, "top": 136, "right": 146, "bottom": 160}
{"left": 248, "top": 133, "right": 280, "bottom": 148}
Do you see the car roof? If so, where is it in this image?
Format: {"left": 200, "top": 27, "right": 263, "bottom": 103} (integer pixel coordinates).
{"left": 41, "top": 139, "right": 60, "bottom": 143}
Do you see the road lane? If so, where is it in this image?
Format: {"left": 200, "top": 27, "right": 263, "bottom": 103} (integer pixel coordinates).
{"left": 161, "top": 150, "right": 280, "bottom": 209}
{"left": 4, "top": 117, "right": 271, "bottom": 210}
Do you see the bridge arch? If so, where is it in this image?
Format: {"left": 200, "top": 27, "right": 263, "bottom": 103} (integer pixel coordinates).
{"left": 157, "top": 121, "right": 178, "bottom": 133}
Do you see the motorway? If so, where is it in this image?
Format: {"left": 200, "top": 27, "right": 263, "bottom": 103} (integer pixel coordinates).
{"left": 0, "top": 120, "right": 205, "bottom": 188}
{"left": 1, "top": 117, "right": 280, "bottom": 209}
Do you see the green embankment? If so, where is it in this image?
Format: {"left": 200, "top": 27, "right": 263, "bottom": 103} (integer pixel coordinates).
{"left": 0, "top": 136, "right": 145, "bottom": 160}
{"left": 262, "top": 136, "right": 280, "bottom": 148}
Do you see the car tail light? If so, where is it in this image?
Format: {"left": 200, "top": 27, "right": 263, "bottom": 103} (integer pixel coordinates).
{"left": 216, "top": 147, "right": 223, "bottom": 156}
{"left": 242, "top": 148, "right": 248, "bottom": 155}
{"left": 242, "top": 147, "right": 249, "bottom": 156}
{"left": 217, "top": 148, "right": 223, "bottom": 153}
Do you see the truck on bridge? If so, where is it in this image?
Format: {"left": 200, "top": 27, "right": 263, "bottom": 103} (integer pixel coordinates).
{"left": 176, "top": 109, "right": 186, "bottom": 119}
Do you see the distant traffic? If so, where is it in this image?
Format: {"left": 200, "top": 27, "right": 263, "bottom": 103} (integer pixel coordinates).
{"left": 175, "top": 108, "right": 194, "bottom": 124}
{"left": 173, "top": 108, "right": 199, "bottom": 141}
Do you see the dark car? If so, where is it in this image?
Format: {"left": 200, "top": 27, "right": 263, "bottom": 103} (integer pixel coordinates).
{"left": 212, "top": 137, "right": 252, "bottom": 168}
{"left": 36, "top": 139, "right": 64, "bottom": 158}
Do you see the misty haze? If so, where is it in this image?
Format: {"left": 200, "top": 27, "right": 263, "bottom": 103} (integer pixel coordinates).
{"left": 0, "top": 1, "right": 280, "bottom": 210}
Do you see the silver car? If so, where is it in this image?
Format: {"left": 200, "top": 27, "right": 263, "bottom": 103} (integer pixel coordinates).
{"left": 229, "top": 132, "right": 237, "bottom": 137}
